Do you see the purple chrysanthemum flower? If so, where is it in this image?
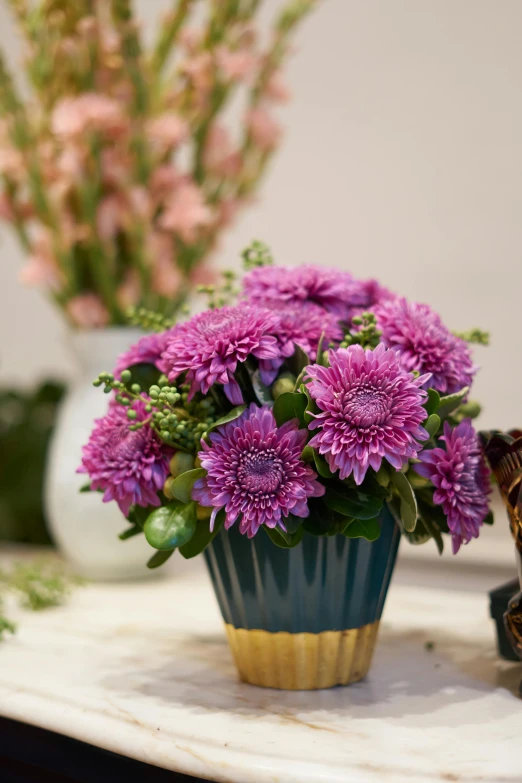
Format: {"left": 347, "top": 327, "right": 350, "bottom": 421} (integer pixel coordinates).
{"left": 415, "top": 419, "right": 491, "bottom": 554}
{"left": 161, "top": 305, "right": 281, "bottom": 404}
{"left": 193, "top": 404, "right": 324, "bottom": 538}
{"left": 348, "top": 278, "right": 396, "bottom": 315}
{"left": 78, "top": 400, "right": 172, "bottom": 516}
{"left": 306, "top": 343, "right": 429, "bottom": 484}
{"left": 114, "top": 331, "right": 173, "bottom": 378}
{"left": 258, "top": 299, "right": 343, "bottom": 383}
{"left": 243, "top": 264, "right": 355, "bottom": 318}
{"left": 374, "top": 297, "right": 475, "bottom": 395}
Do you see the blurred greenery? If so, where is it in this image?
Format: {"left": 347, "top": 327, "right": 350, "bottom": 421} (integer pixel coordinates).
{"left": 0, "top": 380, "right": 65, "bottom": 545}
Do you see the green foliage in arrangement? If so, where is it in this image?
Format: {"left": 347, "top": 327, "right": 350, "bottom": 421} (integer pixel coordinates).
{"left": 79, "top": 242, "right": 493, "bottom": 567}
{"left": 0, "top": 381, "right": 65, "bottom": 545}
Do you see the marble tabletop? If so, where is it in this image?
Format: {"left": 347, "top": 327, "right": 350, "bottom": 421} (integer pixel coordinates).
{"left": 0, "top": 553, "right": 519, "bottom": 783}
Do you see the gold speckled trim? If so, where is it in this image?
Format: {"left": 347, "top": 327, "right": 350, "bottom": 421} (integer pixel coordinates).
{"left": 224, "top": 621, "right": 380, "bottom": 690}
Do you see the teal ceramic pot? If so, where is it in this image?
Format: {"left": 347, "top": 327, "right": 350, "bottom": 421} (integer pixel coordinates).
{"left": 204, "top": 506, "right": 400, "bottom": 689}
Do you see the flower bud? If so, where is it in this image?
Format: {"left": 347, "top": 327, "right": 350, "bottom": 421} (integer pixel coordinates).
{"left": 196, "top": 503, "right": 212, "bottom": 521}
{"left": 272, "top": 373, "right": 296, "bottom": 400}
{"left": 169, "top": 451, "right": 195, "bottom": 477}
{"left": 163, "top": 476, "right": 177, "bottom": 499}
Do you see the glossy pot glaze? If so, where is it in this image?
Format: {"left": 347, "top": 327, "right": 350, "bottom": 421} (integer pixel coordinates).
{"left": 205, "top": 507, "right": 400, "bottom": 689}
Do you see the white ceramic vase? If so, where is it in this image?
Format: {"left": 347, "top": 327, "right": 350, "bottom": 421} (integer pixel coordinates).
{"left": 45, "top": 328, "right": 158, "bottom": 581}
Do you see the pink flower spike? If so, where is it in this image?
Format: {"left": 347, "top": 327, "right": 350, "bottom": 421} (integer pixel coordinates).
{"left": 146, "top": 113, "right": 188, "bottom": 148}
{"left": 159, "top": 181, "right": 212, "bottom": 242}
{"left": 264, "top": 72, "right": 291, "bottom": 103}
{"left": 215, "top": 47, "right": 257, "bottom": 81}
{"left": 246, "top": 107, "right": 281, "bottom": 151}
{"left": 66, "top": 294, "right": 110, "bottom": 328}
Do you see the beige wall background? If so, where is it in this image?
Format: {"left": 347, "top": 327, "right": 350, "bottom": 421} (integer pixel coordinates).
{"left": 0, "top": 0, "right": 520, "bottom": 436}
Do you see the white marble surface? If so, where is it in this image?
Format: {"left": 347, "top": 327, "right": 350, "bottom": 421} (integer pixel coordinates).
{"left": 0, "top": 552, "right": 520, "bottom": 783}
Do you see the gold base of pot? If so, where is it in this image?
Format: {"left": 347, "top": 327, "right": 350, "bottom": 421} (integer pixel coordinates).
{"left": 225, "top": 621, "right": 380, "bottom": 690}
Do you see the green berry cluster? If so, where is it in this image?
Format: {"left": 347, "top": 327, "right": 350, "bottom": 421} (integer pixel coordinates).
{"left": 197, "top": 270, "right": 239, "bottom": 309}
{"left": 340, "top": 312, "right": 382, "bottom": 350}
{"left": 453, "top": 328, "right": 490, "bottom": 346}
{"left": 150, "top": 384, "right": 217, "bottom": 451}
{"left": 241, "top": 239, "right": 273, "bottom": 269}
{"left": 93, "top": 370, "right": 218, "bottom": 453}
{"left": 126, "top": 306, "right": 175, "bottom": 333}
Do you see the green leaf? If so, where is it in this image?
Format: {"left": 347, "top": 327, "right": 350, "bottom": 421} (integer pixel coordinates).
{"left": 324, "top": 487, "right": 383, "bottom": 520}
{"left": 425, "top": 389, "right": 440, "bottom": 417}
{"left": 79, "top": 482, "right": 92, "bottom": 493}
{"left": 147, "top": 549, "right": 174, "bottom": 569}
{"left": 263, "top": 525, "right": 304, "bottom": 548}
{"left": 127, "top": 504, "right": 153, "bottom": 528}
{"left": 172, "top": 468, "right": 206, "bottom": 504}
{"left": 483, "top": 510, "right": 494, "bottom": 526}
{"left": 303, "top": 498, "right": 344, "bottom": 535}
{"left": 284, "top": 513, "right": 304, "bottom": 534}
{"left": 316, "top": 332, "right": 328, "bottom": 366}
{"left": 205, "top": 405, "right": 246, "bottom": 441}
{"left": 313, "top": 451, "right": 334, "bottom": 479}
{"left": 144, "top": 501, "right": 197, "bottom": 550}
{"left": 288, "top": 344, "right": 310, "bottom": 376}
{"left": 425, "top": 414, "right": 441, "bottom": 438}
{"left": 343, "top": 517, "right": 381, "bottom": 541}
{"left": 273, "top": 391, "right": 307, "bottom": 428}
{"left": 375, "top": 463, "right": 391, "bottom": 488}
{"left": 300, "top": 382, "right": 317, "bottom": 425}
{"left": 437, "top": 386, "right": 469, "bottom": 419}
{"left": 391, "top": 472, "right": 418, "bottom": 532}
{"left": 301, "top": 445, "right": 314, "bottom": 463}
{"left": 118, "top": 525, "right": 143, "bottom": 541}
{"left": 250, "top": 369, "right": 273, "bottom": 405}
{"left": 357, "top": 470, "right": 391, "bottom": 499}
{"left": 180, "top": 511, "right": 224, "bottom": 559}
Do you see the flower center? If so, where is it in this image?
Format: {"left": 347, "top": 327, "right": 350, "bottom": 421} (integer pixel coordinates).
{"left": 343, "top": 384, "right": 390, "bottom": 427}
{"left": 107, "top": 425, "right": 147, "bottom": 461}
{"left": 237, "top": 448, "right": 284, "bottom": 495}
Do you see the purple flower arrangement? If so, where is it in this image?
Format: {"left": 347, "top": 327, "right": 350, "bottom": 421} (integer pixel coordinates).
{"left": 80, "top": 244, "right": 493, "bottom": 566}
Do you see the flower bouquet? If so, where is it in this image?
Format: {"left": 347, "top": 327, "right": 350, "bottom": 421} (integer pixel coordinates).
{"left": 80, "top": 244, "right": 494, "bottom": 689}
{"left": 0, "top": 0, "right": 314, "bottom": 325}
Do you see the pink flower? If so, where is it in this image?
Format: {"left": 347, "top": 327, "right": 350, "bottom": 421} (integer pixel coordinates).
{"left": 152, "top": 255, "right": 183, "bottom": 298}
{"left": 306, "top": 344, "right": 429, "bottom": 484}
{"left": 117, "top": 270, "right": 141, "bottom": 310}
{"left": 215, "top": 46, "right": 256, "bottom": 81}
{"left": 178, "top": 28, "right": 204, "bottom": 53}
{"left": 0, "top": 193, "right": 14, "bottom": 220}
{"left": 149, "top": 164, "right": 182, "bottom": 202}
{"left": 203, "top": 125, "right": 242, "bottom": 178}
{"left": 96, "top": 195, "right": 126, "bottom": 241}
{"left": 19, "top": 231, "right": 63, "bottom": 291}
{"left": 264, "top": 71, "right": 290, "bottom": 102}
{"left": 375, "top": 298, "right": 476, "bottom": 395}
{"left": 215, "top": 197, "right": 241, "bottom": 228}
{"left": 159, "top": 181, "right": 212, "bottom": 242}
{"left": 52, "top": 94, "right": 127, "bottom": 138}
{"left": 416, "top": 420, "right": 491, "bottom": 554}
{"left": 146, "top": 113, "right": 188, "bottom": 148}
{"left": 0, "top": 144, "right": 24, "bottom": 180}
{"left": 193, "top": 404, "right": 324, "bottom": 537}
{"left": 100, "top": 148, "right": 130, "bottom": 188}
{"left": 162, "top": 304, "right": 282, "bottom": 404}
{"left": 66, "top": 294, "right": 110, "bottom": 328}
{"left": 57, "top": 145, "right": 85, "bottom": 182}
{"left": 246, "top": 107, "right": 281, "bottom": 151}
{"left": 181, "top": 52, "right": 213, "bottom": 93}
{"left": 79, "top": 399, "right": 173, "bottom": 517}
